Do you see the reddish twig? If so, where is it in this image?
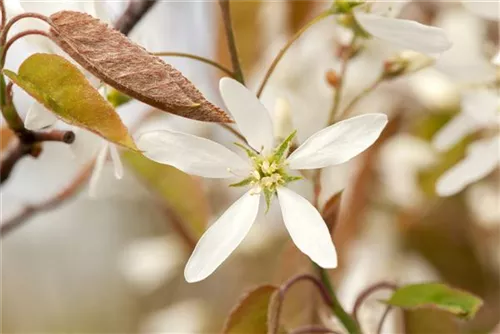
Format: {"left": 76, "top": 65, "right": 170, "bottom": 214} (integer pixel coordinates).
{"left": 376, "top": 305, "right": 393, "bottom": 334}
{"left": 1, "top": 161, "right": 94, "bottom": 236}
{"left": 352, "top": 281, "right": 398, "bottom": 324}
{"left": 271, "top": 274, "right": 334, "bottom": 334}
{"left": 0, "top": 0, "right": 6, "bottom": 31}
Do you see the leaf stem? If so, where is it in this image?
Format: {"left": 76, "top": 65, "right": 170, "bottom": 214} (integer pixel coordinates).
{"left": 317, "top": 266, "right": 362, "bottom": 334}
{"left": 256, "top": 9, "right": 333, "bottom": 98}
{"left": 352, "top": 281, "right": 398, "bottom": 323}
{"left": 218, "top": 0, "right": 245, "bottom": 84}
{"left": 152, "top": 52, "right": 235, "bottom": 78}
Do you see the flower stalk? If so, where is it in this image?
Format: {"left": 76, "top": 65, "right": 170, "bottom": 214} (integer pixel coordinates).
{"left": 218, "top": 0, "right": 245, "bottom": 84}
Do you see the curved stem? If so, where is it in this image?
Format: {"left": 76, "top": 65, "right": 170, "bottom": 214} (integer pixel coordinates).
{"left": 317, "top": 266, "right": 362, "bottom": 334}
{"left": 152, "top": 52, "right": 235, "bottom": 78}
{"left": 272, "top": 274, "right": 334, "bottom": 334}
{"left": 352, "top": 281, "right": 398, "bottom": 324}
{"left": 339, "top": 76, "right": 383, "bottom": 120}
{"left": 1, "top": 29, "right": 52, "bottom": 68}
{"left": 0, "top": 0, "right": 6, "bottom": 32}
{"left": 376, "top": 305, "right": 393, "bottom": 334}
{"left": 256, "top": 9, "right": 333, "bottom": 98}
{"left": 0, "top": 13, "right": 53, "bottom": 46}
{"left": 218, "top": 0, "right": 245, "bottom": 84}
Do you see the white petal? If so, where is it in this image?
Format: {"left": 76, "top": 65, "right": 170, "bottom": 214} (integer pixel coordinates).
{"left": 25, "top": 103, "right": 58, "bottom": 130}
{"left": 109, "top": 144, "right": 124, "bottom": 179}
{"left": 88, "top": 142, "right": 109, "bottom": 197}
{"left": 219, "top": 78, "right": 274, "bottom": 152}
{"left": 184, "top": 190, "right": 260, "bottom": 282}
{"left": 436, "top": 137, "right": 500, "bottom": 196}
{"left": 5, "top": 0, "right": 24, "bottom": 19}
{"left": 462, "top": 1, "right": 500, "bottom": 21}
{"left": 461, "top": 90, "right": 498, "bottom": 123}
{"left": 432, "top": 113, "right": 477, "bottom": 151}
{"left": 137, "top": 130, "right": 251, "bottom": 178}
{"left": 354, "top": 13, "right": 452, "bottom": 54}
{"left": 287, "top": 114, "right": 388, "bottom": 170}
{"left": 277, "top": 187, "right": 337, "bottom": 268}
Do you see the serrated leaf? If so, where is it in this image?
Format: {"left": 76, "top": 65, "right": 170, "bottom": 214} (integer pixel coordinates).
{"left": 50, "top": 10, "right": 231, "bottom": 123}
{"left": 4, "top": 54, "right": 136, "bottom": 150}
{"left": 123, "top": 151, "right": 210, "bottom": 240}
{"left": 385, "top": 283, "right": 483, "bottom": 320}
{"left": 222, "top": 285, "right": 281, "bottom": 334}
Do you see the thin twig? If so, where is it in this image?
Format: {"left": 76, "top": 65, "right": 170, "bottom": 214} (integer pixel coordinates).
{"left": 352, "top": 281, "right": 398, "bottom": 324}
{"left": 1, "top": 162, "right": 94, "bottom": 236}
{"left": 1, "top": 29, "right": 52, "bottom": 67}
{"left": 114, "top": 0, "right": 158, "bottom": 35}
{"left": 256, "top": 9, "right": 332, "bottom": 98}
{"left": 289, "top": 325, "right": 342, "bottom": 334}
{"left": 272, "top": 274, "right": 334, "bottom": 334}
{"left": 339, "top": 76, "right": 384, "bottom": 120}
{"left": 152, "top": 52, "right": 235, "bottom": 77}
{"left": 328, "top": 37, "right": 358, "bottom": 125}
{"left": 218, "top": 0, "right": 245, "bottom": 84}
{"left": 376, "top": 305, "right": 393, "bottom": 334}
{"left": 0, "top": 0, "right": 6, "bottom": 31}
{"left": 0, "top": 12, "right": 54, "bottom": 46}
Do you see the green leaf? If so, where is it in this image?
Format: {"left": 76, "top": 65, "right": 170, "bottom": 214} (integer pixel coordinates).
{"left": 385, "top": 283, "right": 483, "bottom": 320}
{"left": 222, "top": 285, "right": 280, "bottom": 334}
{"left": 123, "top": 151, "right": 210, "bottom": 240}
{"left": 273, "top": 130, "right": 296, "bottom": 162}
{"left": 263, "top": 188, "right": 274, "bottom": 213}
{"left": 107, "top": 88, "right": 132, "bottom": 108}
{"left": 4, "top": 53, "right": 136, "bottom": 150}
{"left": 230, "top": 177, "right": 254, "bottom": 188}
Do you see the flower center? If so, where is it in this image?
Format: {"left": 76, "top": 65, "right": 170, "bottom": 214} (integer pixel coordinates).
{"left": 231, "top": 131, "right": 301, "bottom": 210}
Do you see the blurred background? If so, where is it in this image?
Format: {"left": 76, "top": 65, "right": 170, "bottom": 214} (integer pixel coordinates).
{"left": 1, "top": 0, "right": 499, "bottom": 333}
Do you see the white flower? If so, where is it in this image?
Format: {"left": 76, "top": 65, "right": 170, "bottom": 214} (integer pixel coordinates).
{"left": 436, "top": 137, "right": 499, "bottom": 197}
{"left": 137, "top": 78, "right": 388, "bottom": 282}
{"left": 352, "top": 0, "right": 452, "bottom": 55}
{"left": 433, "top": 89, "right": 499, "bottom": 196}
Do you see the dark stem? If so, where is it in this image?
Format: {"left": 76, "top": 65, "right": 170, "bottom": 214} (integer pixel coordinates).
{"left": 0, "top": 0, "right": 6, "bottom": 31}
{"left": 289, "top": 325, "right": 342, "bottom": 334}
{"left": 1, "top": 30, "right": 53, "bottom": 67}
{"left": 0, "top": 12, "right": 54, "bottom": 46}
{"left": 218, "top": 0, "right": 245, "bottom": 84}
{"left": 352, "top": 281, "right": 398, "bottom": 324}
{"left": 114, "top": 0, "right": 158, "bottom": 35}
{"left": 272, "top": 274, "right": 334, "bottom": 334}
{"left": 376, "top": 305, "right": 393, "bottom": 334}
{"left": 0, "top": 162, "right": 94, "bottom": 236}
{"left": 317, "top": 266, "right": 362, "bottom": 334}
{"left": 0, "top": 142, "right": 32, "bottom": 183}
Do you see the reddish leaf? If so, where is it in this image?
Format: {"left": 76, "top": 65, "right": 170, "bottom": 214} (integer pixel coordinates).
{"left": 49, "top": 11, "right": 231, "bottom": 123}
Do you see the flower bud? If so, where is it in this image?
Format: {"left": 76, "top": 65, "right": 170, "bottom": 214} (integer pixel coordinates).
{"left": 273, "top": 98, "right": 294, "bottom": 141}
{"left": 325, "top": 70, "right": 341, "bottom": 88}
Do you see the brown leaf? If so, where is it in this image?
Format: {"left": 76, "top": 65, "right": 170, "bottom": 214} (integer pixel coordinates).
{"left": 222, "top": 285, "right": 280, "bottom": 334}
{"left": 49, "top": 11, "right": 231, "bottom": 123}
{"left": 322, "top": 191, "right": 343, "bottom": 233}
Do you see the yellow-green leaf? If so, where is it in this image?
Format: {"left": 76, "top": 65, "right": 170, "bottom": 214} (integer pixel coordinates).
{"left": 4, "top": 53, "right": 136, "bottom": 150}
{"left": 385, "top": 283, "right": 483, "bottom": 320}
{"left": 123, "top": 151, "right": 209, "bottom": 241}
{"left": 223, "top": 285, "right": 280, "bottom": 334}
